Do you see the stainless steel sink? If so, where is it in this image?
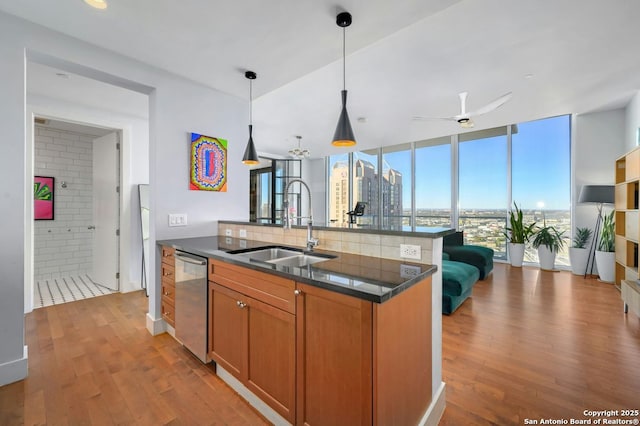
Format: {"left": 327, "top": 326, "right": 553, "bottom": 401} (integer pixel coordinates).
{"left": 228, "top": 245, "right": 335, "bottom": 268}
{"left": 231, "top": 247, "right": 302, "bottom": 262}
{"left": 266, "top": 254, "right": 330, "bottom": 268}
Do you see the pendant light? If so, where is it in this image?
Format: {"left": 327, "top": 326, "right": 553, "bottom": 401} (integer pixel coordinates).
{"left": 288, "top": 135, "right": 310, "bottom": 159}
{"left": 332, "top": 12, "right": 356, "bottom": 147}
{"left": 242, "top": 70, "right": 260, "bottom": 165}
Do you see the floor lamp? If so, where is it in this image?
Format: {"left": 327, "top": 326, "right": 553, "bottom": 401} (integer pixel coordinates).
{"left": 578, "top": 185, "right": 615, "bottom": 278}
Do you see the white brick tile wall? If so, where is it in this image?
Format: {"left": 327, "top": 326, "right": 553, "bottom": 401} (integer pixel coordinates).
{"left": 34, "top": 125, "right": 94, "bottom": 280}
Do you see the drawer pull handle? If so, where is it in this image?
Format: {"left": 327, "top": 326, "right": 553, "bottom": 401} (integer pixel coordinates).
{"left": 163, "top": 271, "right": 172, "bottom": 276}
{"left": 237, "top": 301, "right": 247, "bottom": 309}
{"left": 164, "top": 291, "right": 170, "bottom": 296}
{"left": 294, "top": 289, "right": 302, "bottom": 296}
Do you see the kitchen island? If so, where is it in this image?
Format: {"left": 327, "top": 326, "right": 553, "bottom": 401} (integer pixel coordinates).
{"left": 157, "top": 235, "right": 444, "bottom": 426}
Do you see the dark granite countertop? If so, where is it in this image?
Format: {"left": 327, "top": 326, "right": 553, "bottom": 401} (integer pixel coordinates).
{"left": 218, "top": 220, "right": 455, "bottom": 239}
{"left": 157, "top": 236, "right": 437, "bottom": 303}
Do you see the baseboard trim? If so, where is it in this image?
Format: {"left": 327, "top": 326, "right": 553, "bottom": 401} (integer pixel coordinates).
{"left": 0, "top": 346, "right": 28, "bottom": 387}
{"left": 216, "top": 365, "right": 290, "bottom": 426}
{"left": 419, "top": 381, "right": 446, "bottom": 426}
{"left": 146, "top": 313, "right": 166, "bottom": 336}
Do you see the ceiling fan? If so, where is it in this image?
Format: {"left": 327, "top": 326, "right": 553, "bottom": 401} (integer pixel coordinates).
{"left": 412, "top": 91, "right": 513, "bottom": 128}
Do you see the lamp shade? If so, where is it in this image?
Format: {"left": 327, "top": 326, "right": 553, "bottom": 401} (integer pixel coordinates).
{"left": 578, "top": 185, "right": 614, "bottom": 204}
{"left": 331, "top": 90, "right": 356, "bottom": 147}
{"left": 242, "top": 124, "right": 259, "bottom": 165}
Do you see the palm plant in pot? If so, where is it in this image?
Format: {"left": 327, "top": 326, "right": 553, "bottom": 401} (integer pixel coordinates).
{"left": 504, "top": 202, "right": 536, "bottom": 267}
{"left": 569, "top": 227, "right": 592, "bottom": 275}
{"left": 532, "top": 219, "right": 566, "bottom": 271}
{"left": 595, "top": 210, "right": 615, "bottom": 282}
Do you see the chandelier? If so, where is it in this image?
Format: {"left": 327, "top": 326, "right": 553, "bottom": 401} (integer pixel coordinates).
{"left": 288, "top": 135, "right": 310, "bottom": 159}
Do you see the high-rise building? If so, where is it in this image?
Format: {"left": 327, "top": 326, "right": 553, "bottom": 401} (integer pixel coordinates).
{"left": 329, "top": 157, "right": 402, "bottom": 229}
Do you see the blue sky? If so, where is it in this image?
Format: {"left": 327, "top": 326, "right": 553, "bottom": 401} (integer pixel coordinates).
{"left": 331, "top": 115, "right": 571, "bottom": 211}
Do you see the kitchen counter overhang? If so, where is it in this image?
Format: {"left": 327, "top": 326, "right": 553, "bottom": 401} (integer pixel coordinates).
{"left": 157, "top": 236, "right": 436, "bottom": 303}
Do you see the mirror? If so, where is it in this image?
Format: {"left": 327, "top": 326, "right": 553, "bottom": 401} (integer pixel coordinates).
{"left": 138, "top": 184, "right": 150, "bottom": 294}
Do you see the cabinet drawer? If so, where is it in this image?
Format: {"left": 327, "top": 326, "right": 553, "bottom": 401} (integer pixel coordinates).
{"left": 162, "top": 246, "right": 175, "bottom": 265}
{"left": 209, "top": 259, "right": 296, "bottom": 314}
{"left": 161, "top": 263, "right": 175, "bottom": 283}
{"left": 161, "top": 281, "right": 175, "bottom": 302}
{"left": 162, "top": 297, "right": 175, "bottom": 327}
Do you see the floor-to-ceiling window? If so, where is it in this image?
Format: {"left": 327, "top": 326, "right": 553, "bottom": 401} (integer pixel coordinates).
{"left": 325, "top": 115, "right": 571, "bottom": 266}
{"left": 458, "top": 128, "right": 509, "bottom": 259}
{"left": 353, "top": 150, "right": 379, "bottom": 227}
{"left": 382, "top": 143, "right": 411, "bottom": 231}
{"left": 415, "top": 136, "right": 452, "bottom": 229}
{"left": 512, "top": 115, "right": 571, "bottom": 265}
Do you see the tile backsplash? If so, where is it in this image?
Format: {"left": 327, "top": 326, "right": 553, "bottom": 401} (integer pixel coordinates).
{"left": 219, "top": 223, "right": 435, "bottom": 264}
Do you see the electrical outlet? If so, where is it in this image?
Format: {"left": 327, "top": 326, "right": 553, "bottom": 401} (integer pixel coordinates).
{"left": 168, "top": 213, "right": 187, "bottom": 227}
{"left": 239, "top": 229, "right": 247, "bottom": 238}
{"left": 225, "top": 237, "right": 232, "bottom": 245}
{"left": 400, "top": 264, "right": 421, "bottom": 279}
{"left": 400, "top": 244, "right": 421, "bottom": 260}
{"left": 225, "top": 229, "right": 232, "bottom": 236}
{"left": 239, "top": 239, "right": 247, "bottom": 249}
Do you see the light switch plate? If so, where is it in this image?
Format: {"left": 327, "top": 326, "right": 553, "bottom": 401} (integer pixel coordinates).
{"left": 225, "top": 229, "right": 232, "bottom": 236}
{"left": 168, "top": 213, "right": 187, "bottom": 227}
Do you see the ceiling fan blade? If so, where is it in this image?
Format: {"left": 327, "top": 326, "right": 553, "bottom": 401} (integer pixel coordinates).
{"left": 469, "top": 92, "right": 512, "bottom": 116}
{"left": 411, "top": 116, "right": 458, "bottom": 122}
{"left": 458, "top": 92, "right": 468, "bottom": 115}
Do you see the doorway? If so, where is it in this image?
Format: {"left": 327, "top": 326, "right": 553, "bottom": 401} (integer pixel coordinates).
{"left": 32, "top": 118, "right": 121, "bottom": 308}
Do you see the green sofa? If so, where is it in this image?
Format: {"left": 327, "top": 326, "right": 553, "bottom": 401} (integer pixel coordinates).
{"left": 443, "top": 231, "right": 494, "bottom": 279}
{"left": 442, "top": 253, "right": 480, "bottom": 314}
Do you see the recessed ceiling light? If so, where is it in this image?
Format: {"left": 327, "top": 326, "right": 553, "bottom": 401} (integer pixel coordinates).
{"left": 524, "top": 73, "right": 534, "bottom": 79}
{"left": 357, "top": 117, "right": 367, "bottom": 123}
{"left": 84, "top": 0, "right": 107, "bottom": 10}
{"left": 55, "top": 72, "right": 69, "bottom": 79}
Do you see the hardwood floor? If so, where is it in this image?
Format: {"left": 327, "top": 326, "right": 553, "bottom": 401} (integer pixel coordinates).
{"left": 1, "top": 264, "right": 638, "bottom": 425}
{"left": 440, "top": 264, "right": 640, "bottom": 425}
{"left": 0, "top": 290, "right": 269, "bottom": 425}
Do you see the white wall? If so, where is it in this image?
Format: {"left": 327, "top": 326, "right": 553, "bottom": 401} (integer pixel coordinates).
{"left": 0, "top": 11, "right": 248, "bottom": 386}
{"left": 33, "top": 125, "right": 94, "bottom": 279}
{"left": 625, "top": 92, "right": 640, "bottom": 152}
{"left": 573, "top": 108, "right": 626, "bottom": 273}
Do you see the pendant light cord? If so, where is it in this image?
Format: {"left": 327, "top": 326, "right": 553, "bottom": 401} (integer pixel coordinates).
{"left": 249, "top": 79, "right": 253, "bottom": 125}
{"left": 342, "top": 26, "right": 346, "bottom": 90}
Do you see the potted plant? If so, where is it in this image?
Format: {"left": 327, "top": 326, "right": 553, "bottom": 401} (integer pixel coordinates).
{"left": 569, "top": 227, "right": 592, "bottom": 275}
{"left": 532, "top": 219, "right": 566, "bottom": 271}
{"left": 595, "top": 210, "right": 615, "bottom": 282}
{"left": 503, "top": 202, "right": 536, "bottom": 267}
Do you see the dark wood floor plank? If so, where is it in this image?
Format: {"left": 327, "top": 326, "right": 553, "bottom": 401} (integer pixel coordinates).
{"left": 440, "top": 264, "right": 640, "bottom": 425}
{"left": 2, "top": 264, "right": 638, "bottom": 425}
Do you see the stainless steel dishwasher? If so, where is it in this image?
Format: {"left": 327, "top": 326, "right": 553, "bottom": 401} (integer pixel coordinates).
{"left": 174, "top": 250, "right": 208, "bottom": 363}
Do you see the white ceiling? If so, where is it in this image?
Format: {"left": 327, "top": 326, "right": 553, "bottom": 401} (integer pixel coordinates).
{"left": 5, "top": 0, "right": 640, "bottom": 158}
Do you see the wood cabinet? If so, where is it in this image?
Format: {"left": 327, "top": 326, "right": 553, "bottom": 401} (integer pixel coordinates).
{"left": 161, "top": 246, "right": 175, "bottom": 327}
{"left": 207, "top": 257, "right": 433, "bottom": 425}
{"left": 615, "top": 149, "right": 640, "bottom": 288}
{"left": 622, "top": 279, "right": 640, "bottom": 317}
{"left": 295, "top": 282, "right": 372, "bottom": 426}
{"left": 208, "top": 260, "right": 296, "bottom": 423}
{"left": 296, "top": 277, "right": 432, "bottom": 426}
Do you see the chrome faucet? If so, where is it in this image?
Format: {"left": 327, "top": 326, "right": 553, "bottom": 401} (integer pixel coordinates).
{"left": 283, "top": 178, "right": 319, "bottom": 251}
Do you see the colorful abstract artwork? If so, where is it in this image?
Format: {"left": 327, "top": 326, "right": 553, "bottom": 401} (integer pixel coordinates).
{"left": 34, "top": 176, "right": 54, "bottom": 220}
{"left": 190, "top": 133, "right": 227, "bottom": 192}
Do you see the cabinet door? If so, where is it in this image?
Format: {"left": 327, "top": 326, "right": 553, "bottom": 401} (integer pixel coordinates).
{"left": 296, "top": 283, "right": 372, "bottom": 426}
{"left": 208, "top": 283, "right": 247, "bottom": 380}
{"left": 246, "top": 296, "right": 295, "bottom": 424}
